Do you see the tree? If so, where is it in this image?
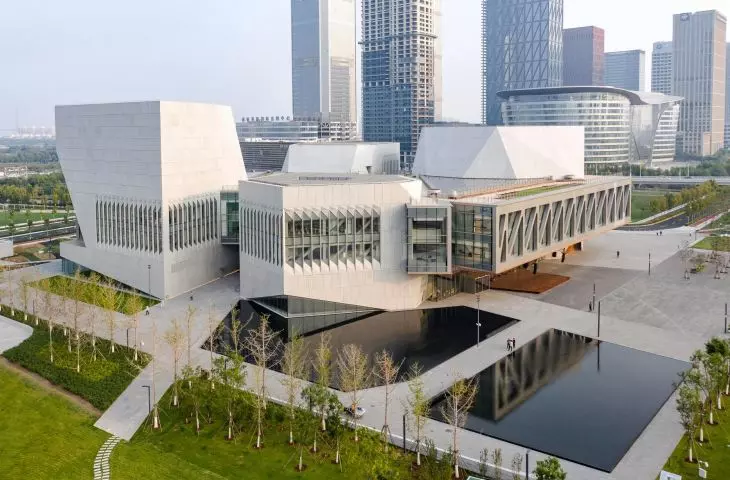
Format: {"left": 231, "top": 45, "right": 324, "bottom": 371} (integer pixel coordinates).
{"left": 41, "top": 281, "right": 57, "bottom": 363}
{"left": 86, "top": 272, "right": 101, "bottom": 360}
{"left": 181, "top": 365, "right": 207, "bottom": 434}
{"left": 99, "top": 278, "right": 120, "bottom": 353}
{"left": 491, "top": 448, "right": 503, "bottom": 480}
{"left": 164, "top": 319, "right": 185, "bottom": 407}
{"left": 206, "top": 303, "right": 219, "bottom": 389}
{"left": 212, "top": 306, "right": 246, "bottom": 440}
{"left": 150, "top": 319, "right": 161, "bottom": 429}
{"left": 337, "top": 343, "right": 370, "bottom": 442}
{"left": 373, "top": 349, "right": 401, "bottom": 451}
{"left": 312, "top": 332, "right": 333, "bottom": 431}
{"left": 280, "top": 333, "right": 307, "bottom": 445}
{"left": 184, "top": 305, "right": 196, "bottom": 373}
{"left": 705, "top": 337, "right": 730, "bottom": 398}
{"left": 42, "top": 213, "right": 50, "bottom": 231}
{"left": 533, "top": 457, "right": 567, "bottom": 480}
{"left": 68, "top": 271, "right": 88, "bottom": 372}
{"left": 245, "top": 313, "right": 281, "bottom": 448}
{"left": 677, "top": 380, "right": 702, "bottom": 463}
{"left": 440, "top": 375, "right": 478, "bottom": 479}
{"left": 25, "top": 210, "right": 32, "bottom": 231}
{"left": 19, "top": 275, "right": 30, "bottom": 321}
{"left": 126, "top": 294, "right": 142, "bottom": 362}
{"left": 511, "top": 453, "right": 524, "bottom": 480}
{"left": 405, "top": 363, "right": 428, "bottom": 466}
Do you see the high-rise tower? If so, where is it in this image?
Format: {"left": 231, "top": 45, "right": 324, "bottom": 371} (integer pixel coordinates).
{"left": 291, "top": 0, "right": 357, "bottom": 125}
{"left": 673, "top": 10, "right": 727, "bottom": 156}
{"left": 604, "top": 50, "right": 646, "bottom": 91}
{"left": 481, "top": 0, "right": 564, "bottom": 125}
{"left": 361, "top": 0, "right": 442, "bottom": 171}
{"left": 651, "top": 42, "right": 673, "bottom": 95}
{"left": 562, "top": 26, "right": 604, "bottom": 86}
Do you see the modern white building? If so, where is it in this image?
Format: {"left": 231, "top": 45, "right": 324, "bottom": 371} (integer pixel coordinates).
{"left": 291, "top": 0, "right": 357, "bottom": 125}
{"left": 651, "top": 41, "right": 673, "bottom": 95}
{"left": 55, "top": 101, "right": 246, "bottom": 299}
{"left": 56, "top": 102, "right": 630, "bottom": 312}
{"left": 499, "top": 86, "right": 682, "bottom": 165}
{"left": 282, "top": 142, "right": 400, "bottom": 174}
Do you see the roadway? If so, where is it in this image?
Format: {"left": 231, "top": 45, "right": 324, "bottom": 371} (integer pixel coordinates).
{"left": 631, "top": 176, "right": 730, "bottom": 187}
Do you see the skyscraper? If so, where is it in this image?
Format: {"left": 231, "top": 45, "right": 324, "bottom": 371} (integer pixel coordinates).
{"left": 725, "top": 43, "right": 730, "bottom": 149}
{"left": 651, "top": 41, "right": 673, "bottom": 95}
{"left": 361, "top": 0, "right": 443, "bottom": 171}
{"left": 604, "top": 50, "right": 645, "bottom": 91}
{"left": 291, "top": 0, "right": 357, "bottom": 125}
{"left": 673, "top": 10, "right": 727, "bottom": 157}
{"left": 562, "top": 26, "right": 604, "bottom": 86}
{"left": 481, "top": 0, "right": 564, "bottom": 125}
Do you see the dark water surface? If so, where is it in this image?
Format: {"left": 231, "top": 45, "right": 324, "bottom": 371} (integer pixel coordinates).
{"left": 214, "top": 300, "right": 518, "bottom": 387}
{"left": 429, "top": 329, "right": 688, "bottom": 472}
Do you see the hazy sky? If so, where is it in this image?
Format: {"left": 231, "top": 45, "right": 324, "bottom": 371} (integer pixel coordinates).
{"left": 1, "top": 0, "right": 727, "bottom": 131}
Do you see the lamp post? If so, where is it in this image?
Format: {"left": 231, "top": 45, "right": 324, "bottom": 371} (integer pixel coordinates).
{"left": 142, "top": 385, "right": 151, "bottom": 413}
{"left": 648, "top": 252, "right": 651, "bottom": 276}
{"left": 147, "top": 264, "right": 151, "bottom": 296}
{"left": 525, "top": 449, "right": 530, "bottom": 479}
{"left": 126, "top": 327, "right": 132, "bottom": 348}
{"left": 476, "top": 293, "right": 481, "bottom": 348}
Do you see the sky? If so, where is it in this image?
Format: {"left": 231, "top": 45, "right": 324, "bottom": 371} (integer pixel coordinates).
{"left": 1, "top": 0, "right": 728, "bottom": 131}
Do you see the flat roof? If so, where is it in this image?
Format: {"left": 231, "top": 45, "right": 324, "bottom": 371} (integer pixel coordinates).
{"left": 248, "top": 172, "right": 413, "bottom": 187}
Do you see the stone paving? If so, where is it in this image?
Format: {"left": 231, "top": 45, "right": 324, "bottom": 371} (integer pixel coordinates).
{"left": 0, "top": 315, "right": 32, "bottom": 353}
{"left": 93, "top": 435, "right": 121, "bottom": 480}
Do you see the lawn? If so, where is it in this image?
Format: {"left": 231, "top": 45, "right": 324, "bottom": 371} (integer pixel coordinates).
{"left": 0, "top": 363, "right": 107, "bottom": 479}
{"left": 110, "top": 383, "right": 452, "bottom": 480}
{"left": 0, "top": 210, "right": 70, "bottom": 226}
{"left": 1, "top": 306, "right": 150, "bottom": 410}
{"left": 705, "top": 212, "right": 730, "bottom": 231}
{"left": 693, "top": 236, "right": 730, "bottom": 252}
{"left": 631, "top": 190, "right": 673, "bottom": 222}
{"left": 507, "top": 184, "right": 571, "bottom": 198}
{"left": 33, "top": 275, "right": 158, "bottom": 314}
{"left": 660, "top": 402, "right": 730, "bottom": 479}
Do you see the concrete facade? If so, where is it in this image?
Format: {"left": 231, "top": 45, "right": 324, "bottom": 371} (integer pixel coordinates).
{"left": 282, "top": 142, "right": 400, "bottom": 174}
{"left": 55, "top": 101, "right": 246, "bottom": 299}
{"left": 238, "top": 173, "right": 427, "bottom": 310}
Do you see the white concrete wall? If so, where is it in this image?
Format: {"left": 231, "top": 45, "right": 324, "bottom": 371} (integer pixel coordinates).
{"left": 239, "top": 177, "right": 427, "bottom": 310}
{"left": 56, "top": 101, "right": 246, "bottom": 299}
{"left": 282, "top": 142, "right": 400, "bottom": 174}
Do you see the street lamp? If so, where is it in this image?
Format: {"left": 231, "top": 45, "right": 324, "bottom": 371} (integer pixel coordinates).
{"left": 142, "top": 385, "right": 151, "bottom": 413}
{"left": 476, "top": 293, "right": 481, "bottom": 348}
{"left": 526, "top": 449, "right": 531, "bottom": 479}
{"left": 147, "top": 264, "right": 151, "bottom": 296}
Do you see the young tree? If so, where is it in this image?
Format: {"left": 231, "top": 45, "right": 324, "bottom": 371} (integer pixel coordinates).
{"left": 440, "top": 375, "right": 478, "bottom": 479}
{"left": 164, "top": 319, "right": 185, "bottom": 407}
{"left": 86, "top": 273, "right": 102, "bottom": 360}
{"left": 705, "top": 337, "right": 730, "bottom": 399}
{"left": 533, "top": 457, "right": 567, "bottom": 480}
{"left": 337, "top": 343, "right": 370, "bottom": 442}
{"left": 511, "top": 453, "right": 524, "bottom": 480}
{"left": 280, "top": 333, "right": 307, "bottom": 445}
{"left": 151, "top": 319, "right": 161, "bottom": 429}
{"left": 99, "top": 278, "right": 120, "bottom": 353}
{"left": 41, "top": 282, "right": 57, "bottom": 363}
{"left": 126, "top": 294, "right": 143, "bottom": 362}
{"left": 181, "top": 365, "right": 206, "bottom": 434}
{"left": 373, "top": 349, "right": 401, "bottom": 451}
{"left": 491, "top": 448, "right": 503, "bottom": 480}
{"left": 479, "top": 448, "right": 490, "bottom": 477}
{"left": 184, "top": 305, "right": 197, "bottom": 373}
{"left": 20, "top": 275, "right": 30, "bottom": 321}
{"left": 312, "top": 332, "right": 333, "bottom": 431}
{"left": 677, "top": 382, "right": 702, "bottom": 462}
{"left": 212, "top": 306, "right": 246, "bottom": 441}
{"left": 66, "top": 272, "right": 88, "bottom": 372}
{"left": 405, "top": 363, "right": 428, "bottom": 466}
{"left": 245, "top": 313, "right": 281, "bottom": 448}
{"left": 206, "top": 303, "right": 219, "bottom": 389}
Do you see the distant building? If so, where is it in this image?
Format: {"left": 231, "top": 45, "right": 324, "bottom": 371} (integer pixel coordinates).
{"left": 651, "top": 42, "right": 673, "bottom": 95}
{"left": 239, "top": 142, "right": 292, "bottom": 173}
{"left": 282, "top": 142, "right": 400, "bottom": 175}
{"left": 499, "top": 86, "right": 682, "bottom": 165}
{"left": 562, "top": 26, "right": 604, "bottom": 86}
{"left": 481, "top": 0, "right": 563, "bottom": 125}
{"left": 605, "top": 50, "right": 646, "bottom": 91}
{"left": 673, "top": 10, "right": 727, "bottom": 156}
{"left": 726, "top": 42, "right": 730, "bottom": 149}
{"left": 361, "top": 0, "right": 442, "bottom": 171}
{"left": 237, "top": 117, "right": 357, "bottom": 143}
{"left": 291, "top": 0, "right": 357, "bottom": 126}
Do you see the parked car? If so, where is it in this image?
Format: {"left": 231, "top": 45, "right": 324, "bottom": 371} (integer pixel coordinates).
{"left": 344, "top": 405, "right": 366, "bottom": 418}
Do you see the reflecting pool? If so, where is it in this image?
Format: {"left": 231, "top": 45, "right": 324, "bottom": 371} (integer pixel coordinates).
{"left": 213, "top": 298, "right": 518, "bottom": 387}
{"left": 429, "top": 329, "right": 688, "bottom": 472}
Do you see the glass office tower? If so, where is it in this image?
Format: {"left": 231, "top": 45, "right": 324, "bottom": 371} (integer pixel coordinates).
{"left": 481, "top": 0, "right": 564, "bottom": 125}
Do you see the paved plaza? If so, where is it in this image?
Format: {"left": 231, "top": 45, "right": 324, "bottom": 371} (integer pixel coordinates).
{"left": 0, "top": 224, "right": 725, "bottom": 479}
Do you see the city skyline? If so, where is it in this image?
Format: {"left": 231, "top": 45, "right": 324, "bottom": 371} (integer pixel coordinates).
{"left": 1, "top": 0, "right": 728, "bottom": 130}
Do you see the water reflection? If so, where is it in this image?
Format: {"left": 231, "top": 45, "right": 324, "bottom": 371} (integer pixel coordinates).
{"left": 212, "top": 300, "right": 518, "bottom": 388}
{"left": 429, "top": 329, "right": 688, "bottom": 472}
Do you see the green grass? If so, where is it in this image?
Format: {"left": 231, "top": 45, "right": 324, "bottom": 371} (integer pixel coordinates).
{"left": 0, "top": 210, "right": 70, "bottom": 226}
{"left": 33, "top": 275, "right": 158, "bottom": 314}
{"left": 706, "top": 212, "right": 730, "bottom": 231}
{"left": 660, "top": 403, "right": 730, "bottom": 479}
{"left": 0, "top": 363, "right": 107, "bottom": 479}
{"left": 693, "top": 236, "right": 730, "bottom": 252}
{"left": 507, "top": 185, "right": 570, "bottom": 198}
{"left": 631, "top": 190, "right": 674, "bottom": 222}
{"left": 110, "top": 382, "right": 452, "bottom": 480}
{"left": 1, "top": 306, "right": 150, "bottom": 410}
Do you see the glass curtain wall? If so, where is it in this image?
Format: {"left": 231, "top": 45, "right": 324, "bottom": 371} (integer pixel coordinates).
{"left": 406, "top": 205, "right": 449, "bottom": 273}
{"left": 451, "top": 204, "right": 494, "bottom": 271}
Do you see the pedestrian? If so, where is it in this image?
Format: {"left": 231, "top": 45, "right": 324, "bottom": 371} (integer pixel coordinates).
{"left": 190, "top": 294, "right": 193, "bottom": 301}
{"left": 616, "top": 250, "right": 620, "bottom": 259}
{"left": 145, "top": 306, "right": 150, "bottom": 316}
{"left": 512, "top": 338, "right": 517, "bottom": 350}
{"left": 507, "top": 338, "right": 512, "bottom": 351}
{"left": 660, "top": 231, "right": 663, "bottom": 236}
{"left": 588, "top": 301, "right": 593, "bottom": 312}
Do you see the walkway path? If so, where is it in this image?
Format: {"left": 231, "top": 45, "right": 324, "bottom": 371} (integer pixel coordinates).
{"left": 93, "top": 435, "right": 121, "bottom": 480}
{"left": 0, "top": 315, "right": 31, "bottom": 353}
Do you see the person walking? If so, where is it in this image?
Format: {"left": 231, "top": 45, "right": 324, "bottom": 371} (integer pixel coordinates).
{"left": 145, "top": 306, "right": 150, "bottom": 316}
{"left": 616, "top": 250, "right": 620, "bottom": 259}
{"left": 512, "top": 338, "right": 517, "bottom": 350}
{"left": 507, "top": 338, "right": 512, "bottom": 352}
